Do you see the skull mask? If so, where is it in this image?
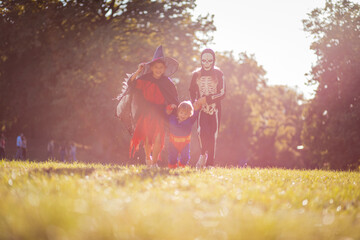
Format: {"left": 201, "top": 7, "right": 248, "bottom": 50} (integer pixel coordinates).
{"left": 201, "top": 49, "right": 215, "bottom": 71}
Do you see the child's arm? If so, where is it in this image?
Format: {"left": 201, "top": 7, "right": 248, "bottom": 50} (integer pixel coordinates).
{"left": 129, "top": 63, "right": 145, "bottom": 82}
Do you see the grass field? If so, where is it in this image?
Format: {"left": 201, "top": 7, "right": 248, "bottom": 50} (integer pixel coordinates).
{"left": 1, "top": 160, "right": 359, "bottom": 240}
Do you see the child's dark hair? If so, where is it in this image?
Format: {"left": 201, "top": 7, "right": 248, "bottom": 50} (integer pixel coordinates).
{"left": 178, "top": 101, "right": 194, "bottom": 116}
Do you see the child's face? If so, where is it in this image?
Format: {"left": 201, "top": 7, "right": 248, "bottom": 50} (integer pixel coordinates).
{"left": 151, "top": 62, "right": 166, "bottom": 79}
{"left": 177, "top": 108, "right": 191, "bottom": 122}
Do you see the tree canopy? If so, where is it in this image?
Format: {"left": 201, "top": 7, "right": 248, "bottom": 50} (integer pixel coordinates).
{"left": 214, "top": 52, "right": 304, "bottom": 168}
{"left": 302, "top": 0, "right": 360, "bottom": 169}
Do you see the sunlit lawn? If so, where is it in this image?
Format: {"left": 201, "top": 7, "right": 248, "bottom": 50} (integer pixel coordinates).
{"left": 1, "top": 160, "right": 359, "bottom": 240}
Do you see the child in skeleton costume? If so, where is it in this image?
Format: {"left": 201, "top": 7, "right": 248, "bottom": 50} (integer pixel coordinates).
{"left": 189, "top": 48, "right": 225, "bottom": 168}
{"left": 117, "top": 46, "right": 179, "bottom": 167}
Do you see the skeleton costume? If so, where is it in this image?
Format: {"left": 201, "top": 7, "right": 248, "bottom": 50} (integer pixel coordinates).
{"left": 189, "top": 49, "right": 225, "bottom": 167}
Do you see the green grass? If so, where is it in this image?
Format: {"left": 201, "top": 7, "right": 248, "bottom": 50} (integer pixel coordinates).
{"left": 1, "top": 160, "right": 359, "bottom": 240}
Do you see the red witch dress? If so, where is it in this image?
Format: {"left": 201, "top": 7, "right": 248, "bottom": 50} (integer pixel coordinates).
{"left": 129, "top": 73, "right": 178, "bottom": 157}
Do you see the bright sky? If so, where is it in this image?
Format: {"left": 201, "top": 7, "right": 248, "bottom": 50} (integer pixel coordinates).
{"left": 194, "top": 0, "right": 329, "bottom": 99}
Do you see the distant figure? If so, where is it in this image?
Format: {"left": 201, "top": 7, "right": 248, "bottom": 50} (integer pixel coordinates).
{"left": 238, "top": 158, "right": 248, "bottom": 168}
{"left": 69, "top": 142, "right": 77, "bottom": 162}
{"left": 21, "top": 135, "right": 27, "bottom": 160}
{"left": 0, "top": 133, "right": 6, "bottom": 159}
{"left": 59, "top": 143, "right": 67, "bottom": 163}
{"left": 47, "top": 140, "right": 55, "bottom": 160}
{"left": 15, "top": 133, "right": 23, "bottom": 160}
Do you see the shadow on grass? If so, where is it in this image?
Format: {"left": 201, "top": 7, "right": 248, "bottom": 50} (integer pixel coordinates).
{"left": 30, "top": 167, "right": 96, "bottom": 176}
{"left": 134, "top": 168, "right": 194, "bottom": 179}
{"left": 112, "top": 167, "right": 196, "bottom": 187}
{"left": 29, "top": 166, "right": 195, "bottom": 180}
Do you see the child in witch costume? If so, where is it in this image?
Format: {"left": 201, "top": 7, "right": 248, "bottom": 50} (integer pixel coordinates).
{"left": 166, "top": 100, "right": 204, "bottom": 169}
{"left": 121, "top": 46, "right": 179, "bottom": 167}
{"left": 189, "top": 48, "right": 225, "bottom": 168}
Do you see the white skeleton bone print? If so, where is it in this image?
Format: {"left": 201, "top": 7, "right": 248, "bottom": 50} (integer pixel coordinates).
{"left": 197, "top": 75, "right": 218, "bottom": 115}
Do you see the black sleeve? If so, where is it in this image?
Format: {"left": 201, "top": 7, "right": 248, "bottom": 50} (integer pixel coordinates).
{"left": 160, "top": 77, "right": 179, "bottom": 106}
{"left": 168, "top": 82, "right": 179, "bottom": 105}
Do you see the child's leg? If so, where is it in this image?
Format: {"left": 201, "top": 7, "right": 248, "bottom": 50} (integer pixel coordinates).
{"left": 198, "top": 111, "right": 212, "bottom": 155}
{"left": 179, "top": 144, "right": 190, "bottom": 167}
{"left": 206, "top": 113, "right": 218, "bottom": 166}
{"left": 197, "top": 112, "right": 210, "bottom": 167}
{"left": 152, "top": 134, "right": 161, "bottom": 164}
{"left": 199, "top": 112, "right": 217, "bottom": 166}
{"left": 168, "top": 143, "right": 178, "bottom": 168}
{"left": 144, "top": 137, "right": 152, "bottom": 165}
{"left": 206, "top": 137, "right": 215, "bottom": 166}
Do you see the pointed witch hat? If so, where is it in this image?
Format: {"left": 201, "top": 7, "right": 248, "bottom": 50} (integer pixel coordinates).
{"left": 141, "top": 45, "right": 179, "bottom": 77}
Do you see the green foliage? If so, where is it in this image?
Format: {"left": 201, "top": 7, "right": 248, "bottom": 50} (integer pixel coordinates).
{"left": 1, "top": 161, "right": 360, "bottom": 239}
{"left": 249, "top": 86, "right": 304, "bottom": 168}
{"left": 216, "top": 52, "right": 304, "bottom": 168}
{"left": 0, "top": 0, "right": 215, "bottom": 162}
{"left": 302, "top": 0, "right": 360, "bottom": 169}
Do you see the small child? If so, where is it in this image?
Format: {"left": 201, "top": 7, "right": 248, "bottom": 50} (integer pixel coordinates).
{"left": 166, "top": 99, "right": 204, "bottom": 168}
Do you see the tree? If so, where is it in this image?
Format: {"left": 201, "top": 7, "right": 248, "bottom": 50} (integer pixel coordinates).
{"left": 249, "top": 85, "right": 304, "bottom": 168}
{"left": 214, "top": 52, "right": 304, "bottom": 168}
{"left": 302, "top": 0, "right": 360, "bottom": 169}
{"left": 215, "top": 52, "right": 266, "bottom": 166}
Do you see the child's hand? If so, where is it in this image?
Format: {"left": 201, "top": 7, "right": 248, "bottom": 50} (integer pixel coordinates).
{"left": 193, "top": 101, "right": 201, "bottom": 110}
{"left": 137, "top": 63, "right": 145, "bottom": 73}
{"left": 194, "top": 97, "right": 207, "bottom": 109}
{"left": 166, "top": 104, "right": 177, "bottom": 114}
{"left": 130, "top": 63, "right": 145, "bottom": 82}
